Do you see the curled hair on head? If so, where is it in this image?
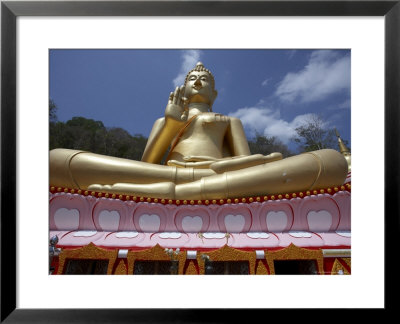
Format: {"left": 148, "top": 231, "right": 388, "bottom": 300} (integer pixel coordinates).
{"left": 184, "top": 62, "right": 215, "bottom": 89}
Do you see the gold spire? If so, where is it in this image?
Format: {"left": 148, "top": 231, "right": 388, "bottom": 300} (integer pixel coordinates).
{"left": 335, "top": 129, "right": 351, "bottom": 172}
{"left": 335, "top": 129, "right": 350, "bottom": 154}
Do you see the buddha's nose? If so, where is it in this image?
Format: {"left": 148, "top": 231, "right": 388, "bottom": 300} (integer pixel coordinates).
{"left": 194, "top": 78, "right": 202, "bottom": 86}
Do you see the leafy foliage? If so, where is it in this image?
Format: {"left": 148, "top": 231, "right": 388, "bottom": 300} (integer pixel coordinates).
{"left": 291, "top": 114, "right": 339, "bottom": 152}
{"left": 248, "top": 132, "right": 293, "bottom": 158}
{"left": 49, "top": 99, "right": 58, "bottom": 123}
{"left": 49, "top": 102, "right": 147, "bottom": 160}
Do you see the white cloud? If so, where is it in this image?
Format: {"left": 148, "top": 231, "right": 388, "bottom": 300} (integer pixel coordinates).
{"left": 338, "top": 99, "right": 351, "bottom": 109}
{"left": 261, "top": 78, "right": 271, "bottom": 87}
{"left": 287, "top": 50, "right": 297, "bottom": 59}
{"left": 276, "top": 50, "right": 350, "bottom": 103}
{"left": 229, "top": 106, "right": 314, "bottom": 144}
{"left": 173, "top": 50, "right": 202, "bottom": 87}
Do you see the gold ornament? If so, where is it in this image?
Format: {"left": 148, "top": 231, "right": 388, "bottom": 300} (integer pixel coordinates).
{"left": 196, "top": 245, "right": 256, "bottom": 275}
{"left": 126, "top": 244, "right": 186, "bottom": 275}
{"left": 57, "top": 243, "right": 118, "bottom": 275}
{"left": 265, "top": 244, "right": 324, "bottom": 275}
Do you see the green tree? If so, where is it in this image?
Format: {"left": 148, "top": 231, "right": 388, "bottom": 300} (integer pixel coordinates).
{"left": 248, "top": 132, "right": 293, "bottom": 158}
{"left": 103, "top": 128, "right": 147, "bottom": 161}
{"left": 291, "top": 114, "right": 338, "bottom": 152}
{"left": 49, "top": 99, "right": 58, "bottom": 123}
{"left": 49, "top": 112, "right": 148, "bottom": 160}
{"left": 63, "top": 117, "right": 107, "bottom": 152}
{"left": 49, "top": 100, "right": 147, "bottom": 159}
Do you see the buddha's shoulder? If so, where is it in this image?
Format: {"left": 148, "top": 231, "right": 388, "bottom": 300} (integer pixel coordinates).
{"left": 153, "top": 117, "right": 165, "bottom": 125}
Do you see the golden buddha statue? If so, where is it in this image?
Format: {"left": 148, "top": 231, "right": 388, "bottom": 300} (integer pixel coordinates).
{"left": 50, "top": 62, "right": 348, "bottom": 200}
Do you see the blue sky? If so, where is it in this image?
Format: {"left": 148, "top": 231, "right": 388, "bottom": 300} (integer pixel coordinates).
{"left": 49, "top": 49, "right": 351, "bottom": 151}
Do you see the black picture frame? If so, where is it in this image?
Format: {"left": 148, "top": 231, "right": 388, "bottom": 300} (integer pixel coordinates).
{"left": 1, "top": 0, "right": 398, "bottom": 322}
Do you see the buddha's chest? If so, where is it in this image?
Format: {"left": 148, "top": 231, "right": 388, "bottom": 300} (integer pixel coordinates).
{"left": 188, "top": 113, "right": 230, "bottom": 137}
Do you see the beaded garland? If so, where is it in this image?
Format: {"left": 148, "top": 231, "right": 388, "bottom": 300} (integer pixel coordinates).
{"left": 50, "top": 182, "right": 351, "bottom": 206}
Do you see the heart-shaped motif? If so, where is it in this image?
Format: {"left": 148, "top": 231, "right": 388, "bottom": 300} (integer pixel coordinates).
{"left": 182, "top": 216, "right": 203, "bottom": 233}
{"left": 98, "top": 210, "right": 120, "bottom": 231}
{"left": 307, "top": 210, "right": 332, "bottom": 231}
{"left": 224, "top": 214, "right": 246, "bottom": 232}
{"left": 266, "top": 211, "right": 288, "bottom": 232}
{"left": 54, "top": 208, "right": 80, "bottom": 230}
{"left": 139, "top": 214, "right": 161, "bottom": 232}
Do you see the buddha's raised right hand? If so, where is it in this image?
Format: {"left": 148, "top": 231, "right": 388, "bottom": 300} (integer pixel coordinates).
{"left": 165, "top": 85, "right": 189, "bottom": 122}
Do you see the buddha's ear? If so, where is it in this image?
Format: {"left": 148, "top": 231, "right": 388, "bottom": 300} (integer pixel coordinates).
{"left": 210, "top": 89, "right": 218, "bottom": 105}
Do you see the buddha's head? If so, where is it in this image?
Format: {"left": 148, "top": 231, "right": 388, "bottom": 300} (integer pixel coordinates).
{"left": 184, "top": 62, "right": 218, "bottom": 109}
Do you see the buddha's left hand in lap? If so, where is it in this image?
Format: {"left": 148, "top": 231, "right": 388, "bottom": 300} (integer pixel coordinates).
{"left": 166, "top": 152, "right": 283, "bottom": 172}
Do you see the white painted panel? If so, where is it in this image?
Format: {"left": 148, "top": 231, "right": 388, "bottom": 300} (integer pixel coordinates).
{"left": 224, "top": 214, "right": 245, "bottom": 232}
{"left": 54, "top": 208, "right": 80, "bottom": 230}
{"left": 266, "top": 211, "right": 288, "bottom": 231}
{"left": 307, "top": 210, "right": 332, "bottom": 231}
{"left": 139, "top": 214, "right": 161, "bottom": 232}
{"left": 182, "top": 216, "right": 203, "bottom": 232}
{"left": 98, "top": 210, "right": 120, "bottom": 231}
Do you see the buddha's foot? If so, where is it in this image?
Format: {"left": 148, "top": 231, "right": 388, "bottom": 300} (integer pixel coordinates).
{"left": 210, "top": 152, "right": 282, "bottom": 173}
{"left": 88, "top": 182, "right": 176, "bottom": 199}
{"left": 263, "top": 152, "right": 283, "bottom": 162}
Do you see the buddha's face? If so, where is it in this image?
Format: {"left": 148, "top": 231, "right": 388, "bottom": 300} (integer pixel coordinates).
{"left": 184, "top": 71, "right": 217, "bottom": 105}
